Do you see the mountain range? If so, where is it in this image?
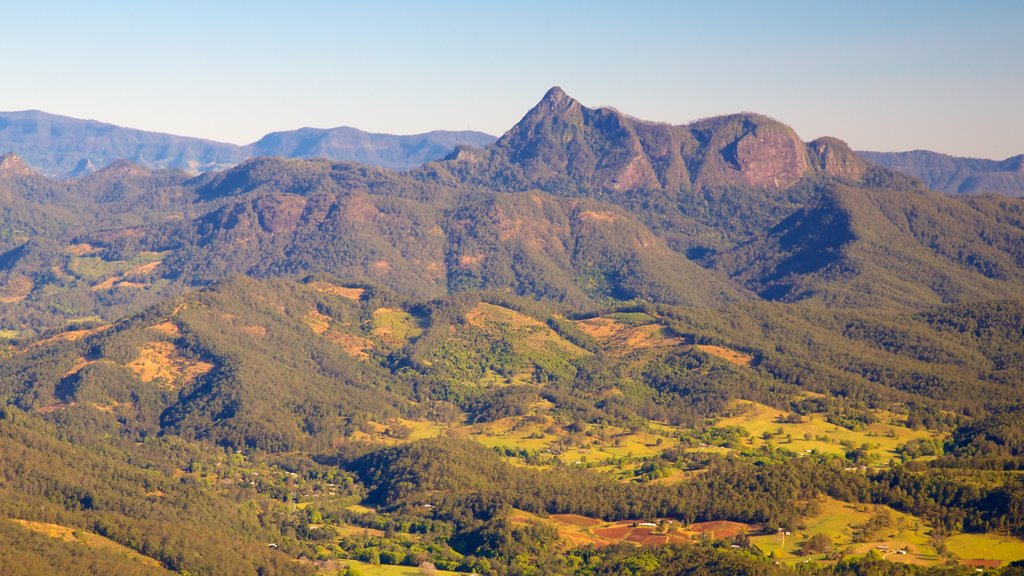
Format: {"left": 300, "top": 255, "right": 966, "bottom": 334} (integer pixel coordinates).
{"left": 1, "top": 87, "right": 1023, "bottom": 575}
{"left": 859, "top": 149, "right": 1024, "bottom": 197}
{"left": 2, "top": 103, "right": 1021, "bottom": 200}
{"left": 0, "top": 110, "right": 496, "bottom": 176}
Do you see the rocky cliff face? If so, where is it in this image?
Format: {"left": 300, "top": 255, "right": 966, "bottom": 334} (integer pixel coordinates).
{"left": 690, "top": 114, "right": 810, "bottom": 190}
{"left": 0, "top": 153, "right": 38, "bottom": 178}
{"left": 433, "top": 87, "right": 864, "bottom": 195}
{"left": 808, "top": 137, "right": 868, "bottom": 181}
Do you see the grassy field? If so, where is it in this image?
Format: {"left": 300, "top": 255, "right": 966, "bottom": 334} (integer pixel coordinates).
{"left": 470, "top": 303, "right": 590, "bottom": 359}
{"left": 70, "top": 250, "right": 167, "bottom": 281}
{"left": 945, "top": 533, "right": 1024, "bottom": 566}
{"left": 450, "top": 409, "right": 679, "bottom": 477}
{"left": 715, "top": 401, "right": 939, "bottom": 463}
{"left": 750, "top": 498, "right": 944, "bottom": 566}
{"left": 0, "top": 329, "right": 19, "bottom": 340}
{"left": 372, "top": 307, "right": 425, "bottom": 345}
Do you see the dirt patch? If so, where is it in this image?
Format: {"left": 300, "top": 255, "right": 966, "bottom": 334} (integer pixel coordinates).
{"left": 696, "top": 345, "right": 754, "bottom": 366}
{"left": 309, "top": 281, "right": 365, "bottom": 301}
{"left": 371, "top": 260, "right": 392, "bottom": 273}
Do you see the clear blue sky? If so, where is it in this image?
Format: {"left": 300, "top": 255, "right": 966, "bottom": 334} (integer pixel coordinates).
{"left": 1, "top": 1, "right": 1021, "bottom": 158}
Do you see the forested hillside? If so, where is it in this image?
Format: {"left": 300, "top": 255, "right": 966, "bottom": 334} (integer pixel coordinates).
{"left": 1, "top": 88, "right": 1023, "bottom": 575}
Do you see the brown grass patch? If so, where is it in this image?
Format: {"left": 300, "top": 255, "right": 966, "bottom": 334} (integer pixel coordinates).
{"left": 0, "top": 275, "right": 33, "bottom": 303}
{"left": 550, "top": 514, "right": 602, "bottom": 528}
{"left": 239, "top": 325, "right": 267, "bottom": 336}
{"left": 459, "top": 254, "right": 486, "bottom": 266}
{"left": 371, "top": 260, "right": 392, "bottom": 273}
{"left": 90, "top": 261, "right": 161, "bottom": 292}
{"left": 125, "top": 341, "right": 213, "bottom": 388}
{"left": 466, "top": 302, "right": 545, "bottom": 328}
{"left": 64, "top": 357, "right": 94, "bottom": 378}
{"left": 309, "top": 281, "right": 365, "bottom": 301}
{"left": 66, "top": 243, "right": 100, "bottom": 256}
{"left": 577, "top": 317, "right": 687, "bottom": 355}
{"left": 578, "top": 210, "right": 617, "bottom": 223}
{"left": 10, "top": 519, "right": 163, "bottom": 568}
{"left": 689, "top": 520, "right": 751, "bottom": 539}
{"left": 127, "top": 260, "right": 161, "bottom": 275}
{"left": 304, "top": 308, "right": 332, "bottom": 335}
{"left": 626, "top": 527, "right": 655, "bottom": 543}
{"left": 327, "top": 332, "right": 373, "bottom": 360}
{"left": 30, "top": 325, "right": 112, "bottom": 349}
{"left": 148, "top": 321, "right": 180, "bottom": 336}
{"left": 594, "top": 526, "right": 632, "bottom": 539}
{"left": 696, "top": 345, "right": 753, "bottom": 366}
{"left": 91, "top": 276, "right": 121, "bottom": 291}
{"left": 426, "top": 260, "right": 445, "bottom": 277}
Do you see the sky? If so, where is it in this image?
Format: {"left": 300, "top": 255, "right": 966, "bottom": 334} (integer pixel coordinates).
{"left": 1, "top": 1, "right": 1021, "bottom": 158}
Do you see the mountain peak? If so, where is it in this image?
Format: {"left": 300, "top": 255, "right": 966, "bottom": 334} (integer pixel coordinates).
{"left": 541, "top": 85, "right": 570, "bottom": 104}
{"left": 96, "top": 159, "right": 149, "bottom": 178}
{"left": 66, "top": 157, "right": 97, "bottom": 179}
{"left": 528, "top": 86, "right": 581, "bottom": 118}
{"left": 0, "top": 152, "right": 36, "bottom": 177}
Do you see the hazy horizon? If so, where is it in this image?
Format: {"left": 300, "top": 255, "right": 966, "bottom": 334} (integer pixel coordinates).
{"left": 2, "top": 1, "right": 1021, "bottom": 159}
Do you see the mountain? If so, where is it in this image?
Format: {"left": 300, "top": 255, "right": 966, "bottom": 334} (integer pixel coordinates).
{"left": 0, "top": 110, "right": 497, "bottom": 177}
{"left": 246, "top": 126, "right": 496, "bottom": 170}
{"left": 0, "top": 110, "right": 243, "bottom": 176}
{"left": 1, "top": 87, "right": 1024, "bottom": 575}
{"left": 859, "top": 149, "right": 1024, "bottom": 197}
{"left": 420, "top": 86, "right": 872, "bottom": 197}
